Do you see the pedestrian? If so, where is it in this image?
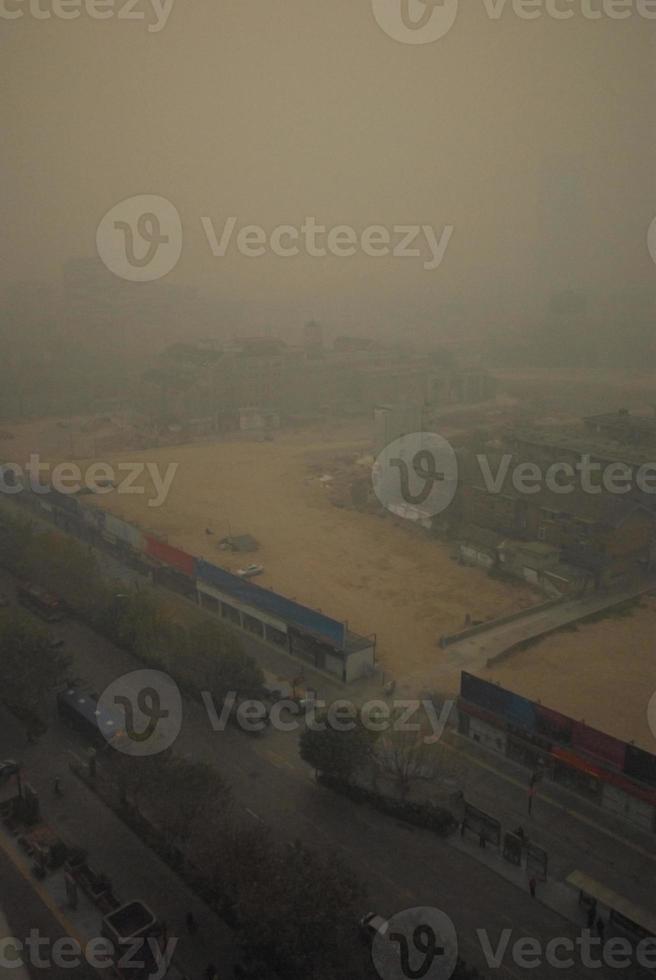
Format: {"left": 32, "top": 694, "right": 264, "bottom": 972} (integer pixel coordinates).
{"left": 596, "top": 917, "right": 605, "bottom": 941}
{"left": 460, "top": 819, "right": 466, "bottom": 838}
{"left": 53, "top": 776, "right": 63, "bottom": 797}
{"left": 205, "top": 964, "right": 217, "bottom": 980}
{"left": 586, "top": 905, "right": 596, "bottom": 930}
{"left": 185, "top": 911, "right": 198, "bottom": 935}
{"left": 529, "top": 877, "right": 537, "bottom": 899}
{"left": 478, "top": 829, "right": 486, "bottom": 849}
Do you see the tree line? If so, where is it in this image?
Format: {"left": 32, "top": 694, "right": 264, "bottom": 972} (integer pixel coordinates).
{"left": 0, "top": 510, "right": 263, "bottom": 727}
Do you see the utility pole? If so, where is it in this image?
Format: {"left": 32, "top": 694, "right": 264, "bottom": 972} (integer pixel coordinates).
{"left": 528, "top": 769, "right": 543, "bottom": 816}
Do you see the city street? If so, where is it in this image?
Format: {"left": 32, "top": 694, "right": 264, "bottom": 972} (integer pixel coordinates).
{"left": 1, "top": 569, "right": 650, "bottom": 979}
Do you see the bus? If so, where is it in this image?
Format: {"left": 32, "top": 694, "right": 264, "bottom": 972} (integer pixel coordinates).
{"left": 56, "top": 688, "right": 124, "bottom": 747}
{"left": 17, "top": 583, "right": 65, "bottom": 623}
{"left": 566, "top": 870, "right": 656, "bottom": 943}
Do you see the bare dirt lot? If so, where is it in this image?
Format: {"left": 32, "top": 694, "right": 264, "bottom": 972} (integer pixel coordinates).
{"left": 483, "top": 599, "right": 656, "bottom": 750}
{"left": 3, "top": 411, "right": 655, "bottom": 747}
{"left": 75, "top": 427, "right": 538, "bottom": 681}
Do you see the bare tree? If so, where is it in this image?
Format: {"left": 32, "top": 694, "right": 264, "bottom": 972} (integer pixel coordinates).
{"left": 375, "top": 722, "right": 437, "bottom": 801}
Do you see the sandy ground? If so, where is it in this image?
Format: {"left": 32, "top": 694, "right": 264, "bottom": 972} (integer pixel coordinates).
{"left": 72, "top": 429, "right": 536, "bottom": 678}
{"left": 483, "top": 599, "right": 656, "bottom": 751}
{"left": 3, "top": 412, "right": 655, "bottom": 747}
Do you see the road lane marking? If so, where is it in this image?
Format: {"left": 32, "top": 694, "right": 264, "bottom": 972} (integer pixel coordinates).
{"left": 443, "top": 738, "right": 656, "bottom": 863}
{"left": 259, "top": 748, "right": 297, "bottom": 771}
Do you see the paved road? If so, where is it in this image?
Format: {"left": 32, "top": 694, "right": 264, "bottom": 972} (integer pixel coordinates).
{"left": 0, "top": 579, "right": 637, "bottom": 980}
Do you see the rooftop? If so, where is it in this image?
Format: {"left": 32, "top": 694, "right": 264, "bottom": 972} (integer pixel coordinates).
{"left": 512, "top": 428, "right": 656, "bottom": 467}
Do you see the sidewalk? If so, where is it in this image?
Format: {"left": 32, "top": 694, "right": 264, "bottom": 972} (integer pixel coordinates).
{"left": 0, "top": 829, "right": 189, "bottom": 980}
{"left": 449, "top": 829, "right": 585, "bottom": 928}
{"left": 439, "top": 729, "right": 656, "bottom": 911}
{"left": 0, "top": 706, "right": 238, "bottom": 980}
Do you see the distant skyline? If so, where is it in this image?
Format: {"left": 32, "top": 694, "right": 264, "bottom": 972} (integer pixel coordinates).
{"left": 2, "top": 2, "right": 655, "bottom": 342}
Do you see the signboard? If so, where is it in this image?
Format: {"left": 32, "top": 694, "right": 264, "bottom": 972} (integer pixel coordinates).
{"left": 196, "top": 558, "right": 346, "bottom": 648}
{"left": 503, "top": 832, "right": 523, "bottom": 866}
{"left": 462, "top": 803, "right": 501, "bottom": 847}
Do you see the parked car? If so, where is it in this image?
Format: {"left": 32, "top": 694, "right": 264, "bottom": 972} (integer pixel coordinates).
{"left": 0, "top": 760, "right": 19, "bottom": 783}
{"left": 359, "top": 912, "right": 388, "bottom": 943}
{"left": 237, "top": 564, "right": 264, "bottom": 578}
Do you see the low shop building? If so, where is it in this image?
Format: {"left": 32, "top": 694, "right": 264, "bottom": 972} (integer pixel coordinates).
{"left": 457, "top": 672, "right": 656, "bottom": 833}
{"left": 195, "top": 560, "right": 376, "bottom": 683}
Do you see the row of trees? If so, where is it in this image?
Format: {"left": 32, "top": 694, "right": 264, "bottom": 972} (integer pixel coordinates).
{"left": 103, "top": 749, "right": 371, "bottom": 980}
{"left": 0, "top": 510, "right": 371, "bottom": 978}
{"left": 300, "top": 709, "right": 461, "bottom": 802}
{"left": 0, "top": 510, "right": 481, "bottom": 979}
{"left": 0, "top": 607, "right": 71, "bottom": 728}
{"left": 0, "top": 509, "right": 264, "bottom": 721}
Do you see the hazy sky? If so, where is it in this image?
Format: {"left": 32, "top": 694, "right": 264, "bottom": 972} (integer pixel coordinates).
{"left": 2, "top": 0, "right": 655, "bottom": 338}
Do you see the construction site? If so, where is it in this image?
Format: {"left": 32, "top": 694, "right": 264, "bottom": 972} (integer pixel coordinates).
{"left": 2, "top": 376, "right": 656, "bottom": 749}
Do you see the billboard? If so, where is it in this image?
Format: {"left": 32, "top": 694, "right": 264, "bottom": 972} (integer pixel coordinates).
{"left": 624, "top": 745, "right": 656, "bottom": 788}
{"left": 461, "top": 672, "right": 510, "bottom": 717}
{"left": 461, "top": 674, "right": 656, "bottom": 796}
{"left": 195, "top": 558, "right": 346, "bottom": 648}
{"left": 104, "top": 513, "right": 143, "bottom": 551}
{"left": 572, "top": 723, "right": 626, "bottom": 770}
{"left": 145, "top": 536, "right": 195, "bottom": 578}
